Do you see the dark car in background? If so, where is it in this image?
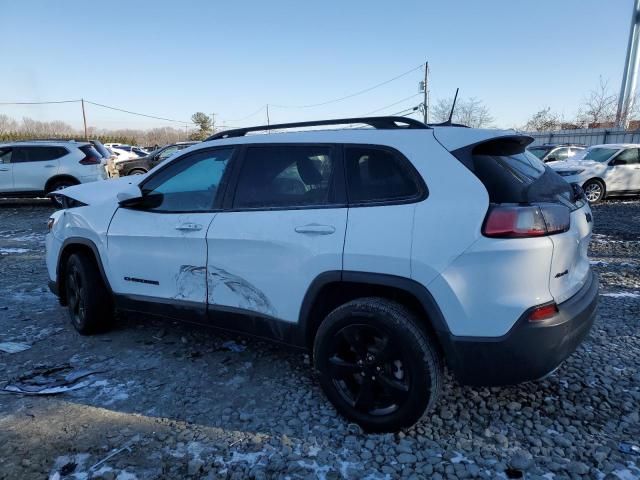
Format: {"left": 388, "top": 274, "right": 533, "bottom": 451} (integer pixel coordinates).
{"left": 115, "top": 141, "right": 199, "bottom": 176}
{"left": 527, "top": 143, "right": 586, "bottom": 163}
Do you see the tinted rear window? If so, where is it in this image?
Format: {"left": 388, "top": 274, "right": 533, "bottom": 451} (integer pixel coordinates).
{"left": 453, "top": 137, "right": 575, "bottom": 205}
{"left": 79, "top": 145, "right": 101, "bottom": 159}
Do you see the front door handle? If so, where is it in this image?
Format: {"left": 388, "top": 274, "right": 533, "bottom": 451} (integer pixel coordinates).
{"left": 44, "top": 164, "right": 57, "bottom": 168}
{"left": 175, "top": 223, "right": 203, "bottom": 232}
{"left": 294, "top": 224, "right": 336, "bottom": 235}
{"left": 0, "top": 168, "right": 9, "bottom": 172}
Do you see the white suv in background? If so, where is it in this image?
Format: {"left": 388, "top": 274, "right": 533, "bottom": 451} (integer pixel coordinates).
{"left": 45, "top": 117, "right": 598, "bottom": 432}
{"left": 0, "top": 141, "right": 106, "bottom": 203}
{"left": 550, "top": 143, "right": 640, "bottom": 202}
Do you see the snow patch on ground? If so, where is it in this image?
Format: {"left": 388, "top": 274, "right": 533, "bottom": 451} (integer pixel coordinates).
{"left": 0, "top": 247, "right": 29, "bottom": 255}
{"left": 601, "top": 292, "right": 640, "bottom": 298}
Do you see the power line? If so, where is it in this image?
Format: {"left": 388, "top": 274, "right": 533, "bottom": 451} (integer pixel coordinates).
{"left": 361, "top": 93, "right": 422, "bottom": 116}
{"left": 0, "top": 99, "right": 81, "bottom": 105}
{"left": 269, "top": 63, "right": 425, "bottom": 109}
{"left": 84, "top": 100, "right": 191, "bottom": 124}
{"left": 224, "top": 105, "right": 267, "bottom": 122}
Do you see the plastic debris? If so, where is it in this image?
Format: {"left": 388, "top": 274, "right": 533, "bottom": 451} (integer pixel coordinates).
{"left": 3, "top": 364, "right": 102, "bottom": 395}
{"left": 619, "top": 442, "right": 640, "bottom": 455}
{"left": 90, "top": 444, "right": 133, "bottom": 470}
{"left": 222, "top": 340, "right": 246, "bottom": 352}
{"left": 0, "top": 342, "right": 32, "bottom": 354}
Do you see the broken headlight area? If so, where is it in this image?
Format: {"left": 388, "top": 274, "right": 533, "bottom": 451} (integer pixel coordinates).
{"left": 49, "top": 194, "right": 87, "bottom": 210}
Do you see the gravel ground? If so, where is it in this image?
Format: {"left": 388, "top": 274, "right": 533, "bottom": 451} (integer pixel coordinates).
{"left": 0, "top": 199, "right": 638, "bottom": 480}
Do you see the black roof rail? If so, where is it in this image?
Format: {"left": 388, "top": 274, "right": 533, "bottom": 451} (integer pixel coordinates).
{"left": 427, "top": 121, "right": 470, "bottom": 128}
{"left": 206, "top": 116, "right": 428, "bottom": 141}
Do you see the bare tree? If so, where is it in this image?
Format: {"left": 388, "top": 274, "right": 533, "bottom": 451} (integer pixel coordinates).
{"left": 523, "top": 107, "right": 562, "bottom": 132}
{"left": 0, "top": 114, "right": 18, "bottom": 133}
{"left": 576, "top": 77, "right": 617, "bottom": 127}
{"left": 430, "top": 96, "right": 493, "bottom": 128}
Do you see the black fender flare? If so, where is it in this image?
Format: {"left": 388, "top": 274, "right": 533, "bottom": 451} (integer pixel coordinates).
{"left": 297, "top": 270, "right": 451, "bottom": 347}
{"left": 57, "top": 237, "right": 112, "bottom": 293}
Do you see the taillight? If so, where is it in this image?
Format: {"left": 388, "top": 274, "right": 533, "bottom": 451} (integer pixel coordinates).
{"left": 529, "top": 302, "right": 558, "bottom": 321}
{"left": 482, "top": 204, "right": 570, "bottom": 238}
{"left": 79, "top": 156, "right": 100, "bottom": 165}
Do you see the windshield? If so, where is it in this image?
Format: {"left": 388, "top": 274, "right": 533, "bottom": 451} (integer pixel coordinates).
{"left": 582, "top": 147, "right": 618, "bottom": 162}
{"left": 528, "top": 147, "right": 549, "bottom": 159}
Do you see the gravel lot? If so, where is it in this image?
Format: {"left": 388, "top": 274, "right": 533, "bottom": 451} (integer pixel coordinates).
{"left": 0, "top": 199, "right": 638, "bottom": 480}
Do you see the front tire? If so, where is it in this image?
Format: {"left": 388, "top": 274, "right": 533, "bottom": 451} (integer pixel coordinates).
{"left": 313, "top": 297, "right": 442, "bottom": 432}
{"left": 583, "top": 179, "right": 605, "bottom": 203}
{"left": 127, "top": 169, "right": 147, "bottom": 176}
{"left": 65, "top": 252, "right": 113, "bottom": 334}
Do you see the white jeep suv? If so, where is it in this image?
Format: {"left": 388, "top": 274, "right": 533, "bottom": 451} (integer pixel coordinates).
{"left": 549, "top": 143, "right": 640, "bottom": 203}
{"left": 45, "top": 117, "right": 598, "bottom": 432}
{"left": 0, "top": 140, "right": 106, "bottom": 202}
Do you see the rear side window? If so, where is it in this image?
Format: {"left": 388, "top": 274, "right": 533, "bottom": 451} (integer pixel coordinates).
{"left": 11, "top": 146, "right": 67, "bottom": 163}
{"left": 613, "top": 148, "right": 640, "bottom": 164}
{"left": 345, "top": 146, "right": 421, "bottom": 204}
{"left": 234, "top": 145, "right": 335, "bottom": 209}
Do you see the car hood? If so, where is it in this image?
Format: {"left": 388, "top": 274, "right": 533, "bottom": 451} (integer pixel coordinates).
{"left": 56, "top": 177, "right": 142, "bottom": 205}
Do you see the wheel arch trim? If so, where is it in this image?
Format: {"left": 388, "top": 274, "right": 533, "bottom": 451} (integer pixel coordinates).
{"left": 57, "top": 237, "right": 112, "bottom": 295}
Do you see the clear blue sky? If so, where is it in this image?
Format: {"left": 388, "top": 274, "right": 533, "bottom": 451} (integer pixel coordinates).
{"left": 0, "top": 0, "right": 634, "bottom": 130}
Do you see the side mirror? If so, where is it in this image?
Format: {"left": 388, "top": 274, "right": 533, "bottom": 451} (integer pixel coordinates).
{"left": 610, "top": 158, "right": 627, "bottom": 166}
{"left": 545, "top": 156, "right": 556, "bottom": 162}
{"left": 117, "top": 183, "right": 143, "bottom": 206}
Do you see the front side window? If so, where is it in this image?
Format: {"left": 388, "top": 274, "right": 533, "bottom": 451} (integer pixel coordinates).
{"left": 612, "top": 148, "right": 640, "bottom": 165}
{"left": 345, "top": 146, "right": 421, "bottom": 203}
{"left": 234, "top": 145, "right": 335, "bottom": 209}
{"left": 549, "top": 147, "right": 570, "bottom": 161}
{"left": 11, "top": 146, "right": 67, "bottom": 163}
{"left": 140, "top": 148, "right": 233, "bottom": 212}
{"left": 583, "top": 147, "right": 618, "bottom": 162}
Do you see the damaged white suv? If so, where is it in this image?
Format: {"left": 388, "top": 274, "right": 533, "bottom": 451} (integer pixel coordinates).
{"left": 46, "top": 116, "right": 598, "bottom": 432}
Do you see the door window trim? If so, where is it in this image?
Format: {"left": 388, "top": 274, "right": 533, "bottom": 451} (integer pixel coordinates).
{"left": 131, "top": 146, "right": 238, "bottom": 214}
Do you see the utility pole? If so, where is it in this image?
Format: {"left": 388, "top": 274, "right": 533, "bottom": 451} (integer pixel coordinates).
{"left": 423, "top": 62, "right": 429, "bottom": 125}
{"left": 617, "top": 0, "right": 640, "bottom": 128}
{"left": 81, "top": 98, "right": 88, "bottom": 140}
{"left": 266, "top": 104, "right": 270, "bottom": 130}
{"left": 210, "top": 112, "right": 216, "bottom": 132}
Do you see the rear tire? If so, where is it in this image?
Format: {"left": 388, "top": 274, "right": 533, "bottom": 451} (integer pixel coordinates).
{"left": 313, "top": 297, "right": 442, "bottom": 432}
{"left": 65, "top": 252, "right": 113, "bottom": 334}
{"left": 127, "top": 169, "right": 147, "bottom": 176}
{"left": 583, "top": 179, "right": 605, "bottom": 203}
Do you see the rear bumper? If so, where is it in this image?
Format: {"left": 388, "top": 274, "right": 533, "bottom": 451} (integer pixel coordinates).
{"left": 443, "top": 270, "right": 598, "bottom": 386}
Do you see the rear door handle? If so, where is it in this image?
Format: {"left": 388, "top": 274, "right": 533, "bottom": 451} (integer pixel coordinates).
{"left": 0, "top": 168, "right": 9, "bottom": 172}
{"left": 175, "top": 223, "right": 203, "bottom": 232}
{"left": 294, "top": 224, "right": 336, "bottom": 235}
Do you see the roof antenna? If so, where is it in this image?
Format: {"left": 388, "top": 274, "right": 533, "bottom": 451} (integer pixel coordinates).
{"left": 447, "top": 88, "right": 459, "bottom": 125}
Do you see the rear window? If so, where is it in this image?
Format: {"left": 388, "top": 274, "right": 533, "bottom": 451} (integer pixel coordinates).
{"left": 91, "top": 141, "right": 110, "bottom": 158}
{"left": 79, "top": 145, "right": 101, "bottom": 160}
{"left": 452, "top": 137, "right": 577, "bottom": 206}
